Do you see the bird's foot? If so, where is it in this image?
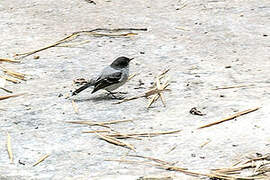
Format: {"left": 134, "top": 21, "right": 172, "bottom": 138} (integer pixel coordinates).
{"left": 107, "top": 91, "right": 128, "bottom": 95}
{"left": 117, "top": 91, "right": 128, "bottom": 94}
{"left": 106, "top": 91, "right": 125, "bottom": 100}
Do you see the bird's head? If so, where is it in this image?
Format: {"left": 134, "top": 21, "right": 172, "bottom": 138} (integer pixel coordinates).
{"left": 110, "top": 56, "right": 133, "bottom": 69}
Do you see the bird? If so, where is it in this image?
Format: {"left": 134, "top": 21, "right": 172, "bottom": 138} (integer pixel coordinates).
{"left": 72, "top": 56, "right": 133, "bottom": 97}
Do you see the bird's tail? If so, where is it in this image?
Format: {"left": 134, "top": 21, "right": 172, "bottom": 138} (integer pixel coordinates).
{"left": 72, "top": 81, "right": 95, "bottom": 96}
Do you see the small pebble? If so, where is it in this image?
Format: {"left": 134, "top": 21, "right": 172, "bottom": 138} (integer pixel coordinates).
{"left": 34, "top": 55, "right": 40, "bottom": 59}
{"left": 191, "top": 153, "right": 196, "bottom": 157}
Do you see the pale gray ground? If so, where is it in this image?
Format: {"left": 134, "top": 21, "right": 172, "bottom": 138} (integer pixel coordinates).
{"left": 0, "top": 0, "right": 270, "bottom": 179}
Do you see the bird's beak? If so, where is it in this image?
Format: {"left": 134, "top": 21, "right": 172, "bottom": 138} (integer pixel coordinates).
{"left": 129, "top": 57, "right": 134, "bottom": 61}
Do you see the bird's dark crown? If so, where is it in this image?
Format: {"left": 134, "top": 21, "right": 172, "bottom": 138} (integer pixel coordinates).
{"left": 110, "top": 56, "right": 133, "bottom": 69}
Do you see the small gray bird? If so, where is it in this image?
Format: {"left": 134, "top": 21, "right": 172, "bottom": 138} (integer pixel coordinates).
{"left": 72, "top": 56, "right": 133, "bottom": 96}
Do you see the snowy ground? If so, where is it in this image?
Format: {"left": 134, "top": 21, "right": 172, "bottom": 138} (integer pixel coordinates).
{"left": 0, "top": 0, "right": 270, "bottom": 179}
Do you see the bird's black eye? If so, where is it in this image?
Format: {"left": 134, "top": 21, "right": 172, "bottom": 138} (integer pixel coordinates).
{"left": 120, "top": 60, "right": 128, "bottom": 66}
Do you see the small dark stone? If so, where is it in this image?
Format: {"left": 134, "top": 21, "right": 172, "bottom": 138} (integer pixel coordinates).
{"left": 263, "top": 34, "right": 268, "bottom": 37}
{"left": 220, "top": 94, "right": 225, "bottom": 98}
{"left": 84, "top": 0, "right": 96, "bottom": 5}
{"left": 225, "top": 65, "right": 232, "bottom": 68}
{"left": 191, "top": 153, "right": 196, "bottom": 157}
{"left": 18, "top": 160, "right": 26, "bottom": 165}
{"left": 190, "top": 107, "right": 205, "bottom": 116}
{"left": 138, "top": 79, "right": 144, "bottom": 86}
{"left": 58, "top": 93, "right": 63, "bottom": 97}
{"left": 140, "top": 51, "right": 145, "bottom": 54}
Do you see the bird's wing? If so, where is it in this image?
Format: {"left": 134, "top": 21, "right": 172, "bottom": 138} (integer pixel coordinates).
{"left": 91, "top": 71, "right": 122, "bottom": 93}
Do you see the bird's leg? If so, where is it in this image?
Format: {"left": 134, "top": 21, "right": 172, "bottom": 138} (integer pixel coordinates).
{"left": 106, "top": 91, "right": 124, "bottom": 100}
{"left": 117, "top": 91, "right": 128, "bottom": 94}
{"left": 107, "top": 91, "right": 128, "bottom": 95}
{"left": 107, "top": 91, "right": 117, "bottom": 98}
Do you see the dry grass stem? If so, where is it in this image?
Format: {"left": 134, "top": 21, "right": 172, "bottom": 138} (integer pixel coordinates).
{"left": 15, "top": 28, "right": 147, "bottom": 58}
{"left": 128, "top": 155, "right": 176, "bottom": 166}
{"left": 0, "top": 87, "right": 13, "bottom": 93}
{"left": 210, "top": 153, "right": 270, "bottom": 179}
{"left": 107, "top": 129, "right": 181, "bottom": 139}
{"left": 138, "top": 175, "right": 173, "bottom": 180}
{"left": 115, "top": 69, "right": 170, "bottom": 108}
{"left": 55, "top": 40, "right": 91, "bottom": 47}
{"left": 176, "top": 27, "right": 190, "bottom": 31}
{"left": 33, "top": 154, "right": 50, "bottom": 167}
{"left": 208, "top": 172, "right": 264, "bottom": 179}
{"left": 166, "top": 145, "right": 177, "bottom": 154}
{"left": 67, "top": 121, "right": 110, "bottom": 128}
{"left": 68, "top": 119, "right": 132, "bottom": 126}
{"left": 213, "top": 162, "right": 270, "bottom": 174}
{"left": 86, "top": 32, "right": 138, "bottom": 37}
{"left": 105, "top": 159, "right": 155, "bottom": 166}
{"left": 71, "top": 100, "right": 79, "bottom": 114}
{"left": 0, "top": 66, "right": 26, "bottom": 80}
{"left": 96, "top": 133, "right": 135, "bottom": 151}
{"left": 82, "top": 130, "right": 110, "bottom": 133}
{"left": 106, "top": 158, "right": 208, "bottom": 178}
{"left": 6, "top": 132, "right": 13, "bottom": 163}
{"left": 198, "top": 107, "right": 260, "bottom": 129}
{"left": 147, "top": 94, "right": 159, "bottom": 108}
{"left": 243, "top": 154, "right": 270, "bottom": 165}
{"left": 212, "top": 84, "right": 255, "bottom": 90}
{"left": 0, "top": 58, "right": 21, "bottom": 63}
{"left": 0, "top": 93, "right": 25, "bottom": 101}
{"left": 177, "top": 3, "right": 188, "bottom": 11}
{"left": 200, "top": 139, "right": 211, "bottom": 148}
{"left": 158, "top": 69, "right": 170, "bottom": 77}
{"left": 83, "top": 130, "right": 142, "bottom": 140}
{"left": 0, "top": 75, "right": 20, "bottom": 83}
{"left": 128, "top": 73, "right": 137, "bottom": 81}
{"left": 106, "top": 152, "right": 270, "bottom": 179}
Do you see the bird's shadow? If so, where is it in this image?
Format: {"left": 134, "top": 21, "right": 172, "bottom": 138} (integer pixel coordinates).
{"left": 72, "top": 94, "right": 124, "bottom": 102}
